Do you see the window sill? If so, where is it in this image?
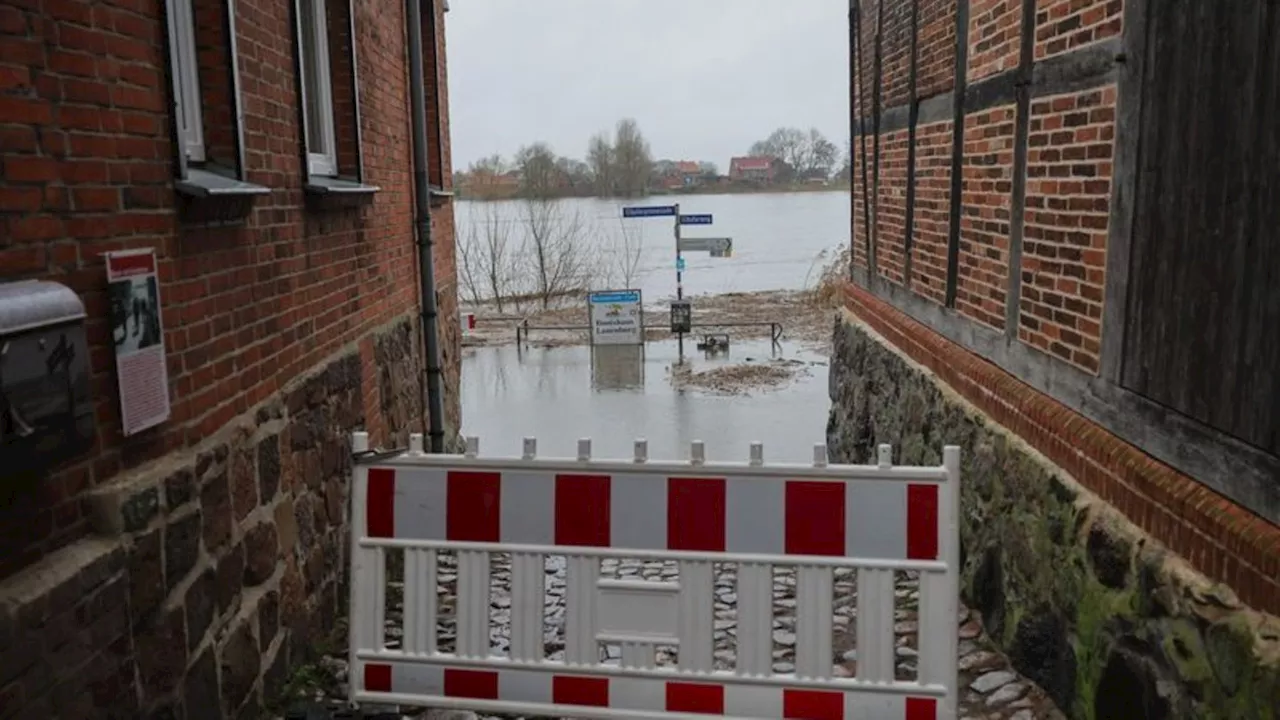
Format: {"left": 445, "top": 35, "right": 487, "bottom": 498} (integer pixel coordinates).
{"left": 305, "top": 176, "right": 380, "bottom": 196}
{"left": 176, "top": 168, "right": 270, "bottom": 198}
{"left": 429, "top": 186, "right": 453, "bottom": 206}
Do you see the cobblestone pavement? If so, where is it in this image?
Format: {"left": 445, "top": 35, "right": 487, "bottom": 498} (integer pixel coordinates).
{"left": 301, "top": 554, "right": 1064, "bottom": 720}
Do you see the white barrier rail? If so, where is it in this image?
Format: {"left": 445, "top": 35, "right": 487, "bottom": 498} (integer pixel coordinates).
{"left": 348, "top": 434, "right": 961, "bottom": 720}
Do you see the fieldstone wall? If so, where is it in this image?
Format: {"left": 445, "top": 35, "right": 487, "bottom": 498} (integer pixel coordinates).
{"left": 0, "top": 316, "right": 430, "bottom": 719}
{"left": 827, "top": 314, "right": 1280, "bottom": 720}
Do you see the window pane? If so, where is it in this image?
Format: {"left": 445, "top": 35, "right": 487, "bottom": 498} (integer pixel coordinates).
{"left": 300, "top": 0, "right": 327, "bottom": 154}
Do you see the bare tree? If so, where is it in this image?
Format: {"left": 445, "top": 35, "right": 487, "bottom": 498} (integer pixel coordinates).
{"left": 514, "top": 143, "right": 561, "bottom": 199}
{"left": 587, "top": 132, "right": 614, "bottom": 196}
{"left": 807, "top": 128, "right": 838, "bottom": 179}
{"left": 612, "top": 118, "right": 653, "bottom": 197}
{"left": 607, "top": 212, "right": 645, "bottom": 289}
{"left": 521, "top": 198, "right": 596, "bottom": 308}
{"left": 457, "top": 203, "right": 517, "bottom": 312}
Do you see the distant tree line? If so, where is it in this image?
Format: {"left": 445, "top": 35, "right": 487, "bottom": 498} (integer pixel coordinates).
{"left": 456, "top": 122, "right": 852, "bottom": 200}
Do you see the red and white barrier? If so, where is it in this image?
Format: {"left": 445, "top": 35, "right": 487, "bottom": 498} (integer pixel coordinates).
{"left": 348, "top": 435, "right": 961, "bottom": 720}
{"left": 460, "top": 311, "right": 476, "bottom": 336}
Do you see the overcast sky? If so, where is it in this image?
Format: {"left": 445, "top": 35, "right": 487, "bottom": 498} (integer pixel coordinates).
{"left": 445, "top": 0, "right": 849, "bottom": 171}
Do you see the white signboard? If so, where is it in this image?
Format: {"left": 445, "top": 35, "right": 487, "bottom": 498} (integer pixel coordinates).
{"left": 587, "top": 289, "right": 643, "bottom": 346}
{"left": 106, "top": 248, "right": 171, "bottom": 435}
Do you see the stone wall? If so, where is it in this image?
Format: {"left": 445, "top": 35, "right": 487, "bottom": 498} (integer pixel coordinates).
{"left": 827, "top": 313, "right": 1280, "bottom": 719}
{"left": 0, "top": 316, "right": 427, "bottom": 719}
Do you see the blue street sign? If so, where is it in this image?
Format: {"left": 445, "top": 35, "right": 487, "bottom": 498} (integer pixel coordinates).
{"left": 623, "top": 205, "right": 677, "bottom": 218}
{"left": 677, "top": 257, "right": 687, "bottom": 271}
{"left": 679, "top": 214, "right": 714, "bottom": 226}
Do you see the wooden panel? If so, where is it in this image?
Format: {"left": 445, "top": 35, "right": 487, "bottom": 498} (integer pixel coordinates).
{"left": 1121, "top": 0, "right": 1280, "bottom": 455}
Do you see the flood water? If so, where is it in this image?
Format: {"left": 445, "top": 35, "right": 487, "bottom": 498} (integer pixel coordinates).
{"left": 457, "top": 191, "right": 847, "bottom": 462}
{"left": 456, "top": 190, "right": 851, "bottom": 301}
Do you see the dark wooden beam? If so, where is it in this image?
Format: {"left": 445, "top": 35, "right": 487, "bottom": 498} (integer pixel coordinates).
{"left": 945, "top": 0, "right": 970, "bottom": 307}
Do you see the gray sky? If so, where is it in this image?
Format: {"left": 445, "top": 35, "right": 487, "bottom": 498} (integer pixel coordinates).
{"left": 445, "top": 0, "right": 850, "bottom": 172}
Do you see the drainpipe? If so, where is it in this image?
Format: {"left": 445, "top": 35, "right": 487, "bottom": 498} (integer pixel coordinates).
{"left": 406, "top": 0, "right": 446, "bottom": 453}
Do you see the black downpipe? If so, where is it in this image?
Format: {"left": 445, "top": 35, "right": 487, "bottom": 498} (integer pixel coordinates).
{"left": 406, "top": 0, "right": 446, "bottom": 453}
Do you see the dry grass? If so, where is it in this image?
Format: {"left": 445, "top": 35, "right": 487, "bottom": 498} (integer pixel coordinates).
{"left": 667, "top": 358, "right": 812, "bottom": 396}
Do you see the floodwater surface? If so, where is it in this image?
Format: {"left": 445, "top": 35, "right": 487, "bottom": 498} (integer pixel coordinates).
{"left": 460, "top": 337, "right": 830, "bottom": 464}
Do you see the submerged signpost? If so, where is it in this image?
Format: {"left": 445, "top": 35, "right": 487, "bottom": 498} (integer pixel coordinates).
{"left": 622, "top": 203, "right": 732, "bottom": 358}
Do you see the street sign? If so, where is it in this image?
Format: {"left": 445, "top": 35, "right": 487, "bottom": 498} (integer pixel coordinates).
{"left": 622, "top": 205, "right": 677, "bottom": 218}
{"left": 676, "top": 257, "right": 686, "bottom": 272}
{"left": 678, "top": 237, "right": 733, "bottom": 255}
{"left": 587, "top": 289, "right": 644, "bottom": 346}
{"left": 678, "top": 213, "right": 714, "bottom": 226}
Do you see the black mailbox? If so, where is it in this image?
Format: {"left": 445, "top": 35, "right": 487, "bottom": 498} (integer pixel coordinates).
{"left": 1, "top": 281, "right": 95, "bottom": 479}
{"left": 670, "top": 300, "right": 692, "bottom": 334}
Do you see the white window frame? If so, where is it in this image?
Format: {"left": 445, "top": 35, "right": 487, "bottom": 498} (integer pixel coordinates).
{"left": 166, "top": 0, "right": 205, "bottom": 162}
{"left": 297, "top": 0, "right": 338, "bottom": 177}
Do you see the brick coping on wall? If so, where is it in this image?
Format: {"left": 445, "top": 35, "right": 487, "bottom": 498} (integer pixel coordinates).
{"left": 842, "top": 282, "right": 1280, "bottom": 616}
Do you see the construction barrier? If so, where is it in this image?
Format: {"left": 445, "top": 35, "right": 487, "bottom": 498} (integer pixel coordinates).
{"left": 349, "top": 434, "right": 961, "bottom": 719}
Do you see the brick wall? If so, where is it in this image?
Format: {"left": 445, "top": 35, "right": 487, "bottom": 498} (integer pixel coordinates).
{"left": 875, "top": 129, "right": 909, "bottom": 285}
{"left": 957, "top": 105, "right": 1016, "bottom": 330}
{"left": 916, "top": 0, "right": 957, "bottom": 99}
{"left": 1034, "top": 0, "right": 1123, "bottom": 60}
{"left": 909, "top": 120, "right": 952, "bottom": 304}
{"left": 848, "top": 0, "right": 1280, "bottom": 632}
{"left": 968, "top": 0, "right": 1022, "bottom": 82}
{"left": 852, "top": 140, "right": 870, "bottom": 271}
{"left": 1021, "top": 86, "right": 1116, "bottom": 373}
{"left": 0, "top": 0, "right": 460, "bottom": 716}
{"left": 880, "top": 0, "right": 914, "bottom": 109}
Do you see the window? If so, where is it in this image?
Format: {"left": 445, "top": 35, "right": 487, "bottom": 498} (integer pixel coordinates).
{"left": 297, "top": 0, "right": 338, "bottom": 177}
{"left": 167, "top": 0, "right": 204, "bottom": 162}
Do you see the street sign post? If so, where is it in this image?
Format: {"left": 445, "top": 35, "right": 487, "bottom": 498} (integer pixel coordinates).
{"left": 621, "top": 204, "right": 729, "bottom": 360}
{"left": 622, "top": 205, "right": 676, "bottom": 218}
{"left": 677, "top": 237, "right": 732, "bottom": 255}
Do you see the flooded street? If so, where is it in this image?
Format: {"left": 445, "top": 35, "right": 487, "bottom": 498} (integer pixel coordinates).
{"left": 460, "top": 337, "right": 830, "bottom": 462}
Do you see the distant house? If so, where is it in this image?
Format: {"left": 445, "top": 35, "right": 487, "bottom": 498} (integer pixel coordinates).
{"left": 730, "top": 156, "right": 781, "bottom": 183}
{"left": 656, "top": 161, "right": 704, "bottom": 190}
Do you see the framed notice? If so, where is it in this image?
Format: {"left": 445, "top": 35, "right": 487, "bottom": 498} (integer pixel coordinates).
{"left": 587, "top": 289, "right": 644, "bottom": 346}
{"left": 105, "top": 249, "right": 170, "bottom": 435}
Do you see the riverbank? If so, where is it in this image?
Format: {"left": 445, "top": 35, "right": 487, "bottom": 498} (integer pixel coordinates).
{"left": 461, "top": 288, "right": 837, "bottom": 354}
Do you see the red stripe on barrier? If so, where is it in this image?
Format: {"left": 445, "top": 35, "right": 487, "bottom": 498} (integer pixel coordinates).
{"left": 906, "top": 484, "right": 939, "bottom": 560}
{"left": 782, "top": 688, "right": 843, "bottom": 720}
{"left": 366, "top": 468, "right": 396, "bottom": 538}
{"left": 667, "top": 478, "right": 726, "bottom": 552}
{"left": 363, "top": 663, "right": 391, "bottom": 692}
{"left": 666, "top": 681, "right": 724, "bottom": 714}
{"left": 553, "top": 675, "right": 609, "bottom": 707}
{"left": 906, "top": 696, "right": 937, "bottom": 720}
{"left": 444, "top": 668, "right": 499, "bottom": 699}
{"left": 447, "top": 472, "right": 502, "bottom": 542}
{"left": 784, "top": 481, "right": 846, "bottom": 556}
{"left": 555, "top": 474, "right": 611, "bottom": 546}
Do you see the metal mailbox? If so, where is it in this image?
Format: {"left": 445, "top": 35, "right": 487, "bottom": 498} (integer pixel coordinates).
{"left": 0, "top": 281, "right": 95, "bottom": 474}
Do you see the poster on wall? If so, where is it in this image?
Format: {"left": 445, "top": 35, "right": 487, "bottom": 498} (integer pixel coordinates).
{"left": 106, "top": 249, "right": 170, "bottom": 436}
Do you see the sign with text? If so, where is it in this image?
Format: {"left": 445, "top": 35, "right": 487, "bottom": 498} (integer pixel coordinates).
{"left": 622, "top": 205, "right": 676, "bottom": 218}
{"left": 587, "top": 289, "right": 644, "bottom": 346}
{"left": 678, "top": 214, "right": 713, "bottom": 225}
{"left": 106, "top": 249, "right": 171, "bottom": 436}
{"left": 678, "top": 237, "right": 733, "bottom": 255}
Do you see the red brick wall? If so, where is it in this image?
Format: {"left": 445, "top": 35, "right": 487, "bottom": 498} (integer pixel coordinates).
{"left": 968, "top": 0, "right": 1022, "bottom": 82}
{"left": 0, "top": 0, "right": 459, "bottom": 579}
{"left": 880, "top": 0, "right": 914, "bottom": 108}
{"left": 957, "top": 105, "right": 1017, "bottom": 330}
{"left": 852, "top": 139, "right": 870, "bottom": 271}
{"left": 916, "top": 0, "right": 957, "bottom": 99}
{"left": 910, "top": 120, "right": 952, "bottom": 303}
{"left": 1034, "top": 0, "right": 1123, "bottom": 60}
{"left": 875, "top": 129, "right": 909, "bottom": 285}
{"left": 1020, "top": 86, "right": 1117, "bottom": 373}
